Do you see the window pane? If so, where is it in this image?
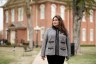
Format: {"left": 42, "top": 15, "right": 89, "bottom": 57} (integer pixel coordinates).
{"left": 20, "top": 8, "right": 23, "bottom": 21}
{"left": 5, "top": 10, "right": 8, "bottom": 23}
{"left": 60, "top": 5, "right": 65, "bottom": 20}
{"left": 90, "top": 29, "right": 94, "bottom": 41}
{"left": 90, "top": 10, "right": 93, "bottom": 22}
{"left": 82, "top": 28, "right": 86, "bottom": 41}
{"left": 18, "top": 8, "right": 20, "bottom": 21}
{"left": 11, "top": 9, "right": 15, "bottom": 22}
{"left": 18, "top": 7, "right": 23, "bottom": 21}
{"left": 40, "top": 4, "right": 45, "bottom": 19}
{"left": 51, "top": 4, "right": 56, "bottom": 18}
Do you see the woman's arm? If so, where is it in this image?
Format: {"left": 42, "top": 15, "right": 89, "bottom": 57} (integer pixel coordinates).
{"left": 66, "top": 36, "right": 71, "bottom": 59}
{"left": 41, "top": 28, "right": 49, "bottom": 57}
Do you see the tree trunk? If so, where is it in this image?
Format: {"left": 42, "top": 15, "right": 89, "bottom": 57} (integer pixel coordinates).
{"left": 25, "top": 0, "right": 33, "bottom": 50}
{"left": 27, "top": 16, "right": 33, "bottom": 50}
{"left": 72, "top": 0, "right": 85, "bottom": 54}
{"left": 73, "top": 14, "right": 82, "bottom": 54}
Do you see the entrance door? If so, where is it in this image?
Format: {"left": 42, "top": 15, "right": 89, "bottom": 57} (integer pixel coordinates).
{"left": 10, "top": 31, "right": 15, "bottom": 44}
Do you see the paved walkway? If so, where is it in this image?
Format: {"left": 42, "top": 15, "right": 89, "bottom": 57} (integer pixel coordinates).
{"left": 32, "top": 51, "right": 68, "bottom": 64}
{"left": 32, "top": 51, "right": 48, "bottom": 64}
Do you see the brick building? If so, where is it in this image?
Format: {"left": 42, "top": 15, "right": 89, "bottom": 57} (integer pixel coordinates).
{"left": 2, "top": 0, "right": 96, "bottom": 46}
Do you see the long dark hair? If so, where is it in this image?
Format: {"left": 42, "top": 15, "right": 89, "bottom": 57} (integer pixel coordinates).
{"left": 52, "top": 15, "right": 68, "bottom": 36}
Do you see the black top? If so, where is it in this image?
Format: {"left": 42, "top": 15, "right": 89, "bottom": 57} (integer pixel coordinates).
{"left": 52, "top": 26, "right": 59, "bottom": 55}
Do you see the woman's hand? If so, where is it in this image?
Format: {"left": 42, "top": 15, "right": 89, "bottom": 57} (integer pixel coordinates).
{"left": 41, "top": 56, "right": 45, "bottom": 60}
{"left": 65, "top": 56, "right": 69, "bottom": 61}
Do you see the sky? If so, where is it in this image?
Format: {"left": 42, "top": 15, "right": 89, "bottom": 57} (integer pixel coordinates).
{"left": 0, "top": 0, "right": 7, "bottom": 31}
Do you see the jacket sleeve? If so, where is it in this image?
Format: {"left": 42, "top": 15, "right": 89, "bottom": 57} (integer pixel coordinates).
{"left": 66, "top": 36, "right": 71, "bottom": 58}
{"left": 41, "top": 28, "right": 49, "bottom": 57}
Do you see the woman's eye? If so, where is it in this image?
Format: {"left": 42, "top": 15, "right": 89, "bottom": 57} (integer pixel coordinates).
{"left": 53, "top": 19, "right": 58, "bottom": 21}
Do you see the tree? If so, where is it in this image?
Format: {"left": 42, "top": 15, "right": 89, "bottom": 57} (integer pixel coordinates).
{"left": 72, "top": 0, "right": 85, "bottom": 54}
{"left": 72, "top": 0, "right": 96, "bottom": 54}
{"left": 58, "top": 0, "right": 96, "bottom": 54}
{"left": 25, "top": 0, "right": 33, "bottom": 50}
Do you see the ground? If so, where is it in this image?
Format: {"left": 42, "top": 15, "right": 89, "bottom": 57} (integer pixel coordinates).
{"left": 0, "top": 47, "right": 40, "bottom": 64}
{"left": 0, "top": 46, "right": 96, "bottom": 64}
{"left": 69, "top": 47, "right": 96, "bottom": 64}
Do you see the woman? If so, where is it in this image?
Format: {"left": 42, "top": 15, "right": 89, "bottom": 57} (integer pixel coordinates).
{"left": 41, "top": 15, "right": 71, "bottom": 64}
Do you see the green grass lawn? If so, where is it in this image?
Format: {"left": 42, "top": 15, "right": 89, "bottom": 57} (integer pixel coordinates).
{"left": 0, "top": 47, "right": 96, "bottom": 64}
{"left": 69, "top": 47, "right": 96, "bottom": 64}
{"left": 0, "top": 47, "right": 40, "bottom": 64}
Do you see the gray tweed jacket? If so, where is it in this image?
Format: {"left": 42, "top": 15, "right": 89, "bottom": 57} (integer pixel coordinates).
{"left": 41, "top": 28, "right": 71, "bottom": 58}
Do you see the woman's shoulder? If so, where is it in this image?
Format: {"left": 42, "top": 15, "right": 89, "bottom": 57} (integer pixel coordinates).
{"left": 46, "top": 27, "right": 53, "bottom": 31}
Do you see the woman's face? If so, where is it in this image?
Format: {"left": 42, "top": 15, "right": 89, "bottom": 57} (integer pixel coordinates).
{"left": 52, "top": 17, "right": 59, "bottom": 27}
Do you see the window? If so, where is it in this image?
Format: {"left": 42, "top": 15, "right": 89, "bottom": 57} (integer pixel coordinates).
{"left": 60, "top": 5, "right": 65, "bottom": 20}
{"left": 51, "top": 4, "right": 56, "bottom": 18}
{"left": 90, "top": 29, "right": 94, "bottom": 41}
{"left": 40, "top": 4, "right": 45, "bottom": 19}
{"left": 11, "top": 9, "right": 15, "bottom": 22}
{"left": 5, "top": 10, "right": 8, "bottom": 23}
{"left": 90, "top": 10, "right": 94, "bottom": 22}
{"left": 82, "top": 12, "right": 86, "bottom": 22}
{"left": 18, "top": 7, "right": 23, "bottom": 21}
{"left": 82, "top": 28, "right": 86, "bottom": 41}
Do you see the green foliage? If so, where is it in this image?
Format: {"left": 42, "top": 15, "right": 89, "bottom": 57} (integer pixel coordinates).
{"left": 57, "top": 0, "right": 96, "bottom": 15}
{"left": 32, "top": 0, "right": 39, "bottom": 3}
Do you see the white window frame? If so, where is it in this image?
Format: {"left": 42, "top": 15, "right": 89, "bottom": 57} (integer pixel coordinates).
{"left": 60, "top": 5, "right": 65, "bottom": 20}
{"left": 82, "top": 28, "right": 86, "bottom": 41}
{"left": 90, "top": 29, "right": 94, "bottom": 41}
{"left": 51, "top": 4, "right": 56, "bottom": 18}
{"left": 90, "top": 10, "right": 94, "bottom": 23}
{"left": 5, "top": 10, "right": 8, "bottom": 23}
{"left": 11, "top": 9, "right": 15, "bottom": 22}
{"left": 40, "top": 4, "right": 45, "bottom": 19}
{"left": 18, "top": 7, "right": 23, "bottom": 21}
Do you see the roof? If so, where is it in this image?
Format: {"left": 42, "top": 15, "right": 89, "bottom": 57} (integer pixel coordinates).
{"left": 31, "top": 0, "right": 67, "bottom": 5}
{"left": 1, "top": 0, "right": 26, "bottom": 8}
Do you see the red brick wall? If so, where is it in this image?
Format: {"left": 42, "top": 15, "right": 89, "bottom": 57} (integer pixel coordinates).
{"left": 16, "top": 29, "right": 27, "bottom": 44}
